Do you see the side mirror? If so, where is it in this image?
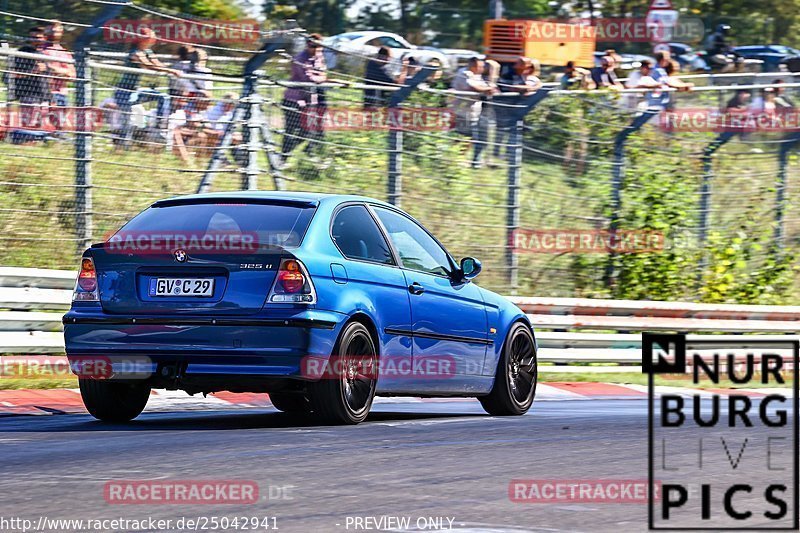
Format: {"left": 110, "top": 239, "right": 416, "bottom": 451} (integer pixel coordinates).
{"left": 459, "top": 257, "right": 481, "bottom": 281}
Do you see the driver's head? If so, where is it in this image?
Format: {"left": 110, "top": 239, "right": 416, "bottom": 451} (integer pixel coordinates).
{"left": 717, "top": 24, "right": 731, "bottom": 34}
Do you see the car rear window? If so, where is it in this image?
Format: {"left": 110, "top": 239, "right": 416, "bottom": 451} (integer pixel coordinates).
{"left": 114, "top": 201, "right": 316, "bottom": 249}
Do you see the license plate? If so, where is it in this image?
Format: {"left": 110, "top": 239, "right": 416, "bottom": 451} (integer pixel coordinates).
{"left": 149, "top": 278, "right": 215, "bottom": 297}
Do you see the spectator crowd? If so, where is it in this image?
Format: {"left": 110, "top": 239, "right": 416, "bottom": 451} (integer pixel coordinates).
{"left": 2, "top": 23, "right": 796, "bottom": 170}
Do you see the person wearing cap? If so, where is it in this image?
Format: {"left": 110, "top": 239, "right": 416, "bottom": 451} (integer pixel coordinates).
{"left": 280, "top": 33, "right": 327, "bottom": 163}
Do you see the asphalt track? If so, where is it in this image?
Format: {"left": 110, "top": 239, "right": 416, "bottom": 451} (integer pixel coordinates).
{"left": 0, "top": 397, "right": 794, "bottom": 532}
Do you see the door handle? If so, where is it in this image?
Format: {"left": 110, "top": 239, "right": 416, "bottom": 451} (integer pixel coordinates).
{"left": 408, "top": 282, "right": 425, "bottom": 295}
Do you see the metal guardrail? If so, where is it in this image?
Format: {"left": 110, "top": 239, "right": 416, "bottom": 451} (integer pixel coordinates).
{"left": 2, "top": 268, "right": 800, "bottom": 373}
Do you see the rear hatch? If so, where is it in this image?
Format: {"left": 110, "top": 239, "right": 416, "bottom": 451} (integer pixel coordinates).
{"left": 91, "top": 198, "right": 316, "bottom": 316}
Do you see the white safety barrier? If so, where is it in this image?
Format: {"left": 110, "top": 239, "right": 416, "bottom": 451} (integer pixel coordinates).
{"left": 2, "top": 268, "right": 800, "bottom": 374}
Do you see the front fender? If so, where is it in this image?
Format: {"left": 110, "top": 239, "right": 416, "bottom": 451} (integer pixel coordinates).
{"left": 480, "top": 290, "right": 536, "bottom": 376}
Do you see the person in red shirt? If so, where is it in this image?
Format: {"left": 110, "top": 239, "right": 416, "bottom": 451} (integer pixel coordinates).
{"left": 41, "top": 22, "right": 75, "bottom": 108}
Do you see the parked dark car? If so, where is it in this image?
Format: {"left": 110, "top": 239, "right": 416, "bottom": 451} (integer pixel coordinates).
{"left": 732, "top": 45, "right": 800, "bottom": 72}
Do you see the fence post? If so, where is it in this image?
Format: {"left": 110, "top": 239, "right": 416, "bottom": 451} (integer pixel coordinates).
{"left": 242, "top": 77, "right": 261, "bottom": 191}
{"left": 775, "top": 132, "right": 800, "bottom": 249}
{"left": 698, "top": 131, "right": 736, "bottom": 273}
{"left": 506, "top": 117, "right": 523, "bottom": 292}
{"left": 387, "top": 125, "right": 403, "bottom": 206}
{"left": 605, "top": 109, "right": 658, "bottom": 285}
{"left": 74, "top": 48, "right": 92, "bottom": 252}
{"left": 385, "top": 64, "right": 436, "bottom": 206}
{"left": 503, "top": 87, "right": 552, "bottom": 293}
{"left": 72, "top": 0, "right": 124, "bottom": 252}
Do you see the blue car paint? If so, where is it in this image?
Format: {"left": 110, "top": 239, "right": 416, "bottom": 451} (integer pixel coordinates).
{"left": 63, "top": 191, "right": 533, "bottom": 396}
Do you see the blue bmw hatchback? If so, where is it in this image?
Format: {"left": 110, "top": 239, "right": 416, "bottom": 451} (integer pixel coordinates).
{"left": 63, "top": 192, "right": 537, "bottom": 424}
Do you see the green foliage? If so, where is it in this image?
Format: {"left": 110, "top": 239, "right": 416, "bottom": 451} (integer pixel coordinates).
{"left": 611, "top": 142, "right": 702, "bottom": 301}
{"left": 700, "top": 227, "right": 797, "bottom": 304}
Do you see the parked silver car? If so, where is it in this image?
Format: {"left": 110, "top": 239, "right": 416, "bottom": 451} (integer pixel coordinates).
{"left": 322, "top": 31, "right": 452, "bottom": 74}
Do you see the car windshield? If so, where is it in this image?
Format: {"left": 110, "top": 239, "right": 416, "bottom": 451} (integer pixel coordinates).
{"left": 113, "top": 201, "right": 316, "bottom": 249}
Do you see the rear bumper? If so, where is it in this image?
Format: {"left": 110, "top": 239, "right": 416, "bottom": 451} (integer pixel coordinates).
{"left": 63, "top": 308, "right": 347, "bottom": 380}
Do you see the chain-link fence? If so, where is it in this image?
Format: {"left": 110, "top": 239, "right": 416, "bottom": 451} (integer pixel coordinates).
{"left": 1, "top": 2, "right": 799, "bottom": 303}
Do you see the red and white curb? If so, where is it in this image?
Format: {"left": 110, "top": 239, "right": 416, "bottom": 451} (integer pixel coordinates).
{"left": 0, "top": 383, "right": 791, "bottom": 416}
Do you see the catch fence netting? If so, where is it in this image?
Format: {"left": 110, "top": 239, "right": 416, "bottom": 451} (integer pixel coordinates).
{"left": 0, "top": 1, "right": 799, "bottom": 302}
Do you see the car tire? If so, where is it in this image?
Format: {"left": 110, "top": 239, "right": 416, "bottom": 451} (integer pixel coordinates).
{"left": 479, "top": 322, "right": 537, "bottom": 416}
{"left": 79, "top": 379, "right": 150, "bottom": 422}
{"left": 269, "top": 392, "right": 311, "bottom": 414}
{"left": 308, "top": 321, "right": 378, "bottom": 425}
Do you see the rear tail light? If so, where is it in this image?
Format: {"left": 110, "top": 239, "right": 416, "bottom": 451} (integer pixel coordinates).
{"left": 268, "top": 258, "right": 316, "bottom": 304}
{"left": 73, "top": 257, "right": 99, "bottom": 302}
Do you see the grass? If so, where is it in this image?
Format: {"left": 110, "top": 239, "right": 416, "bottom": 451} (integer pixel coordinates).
{"left": 1, "top": 371, "right": 793, "bottom": 391}
{"left": 539, "top": 371, "right": 794, "bottom": 389}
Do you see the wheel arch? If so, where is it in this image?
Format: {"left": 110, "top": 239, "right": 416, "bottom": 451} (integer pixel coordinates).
{"left": 344, "top": 311, "right": 382, "bottom": 358}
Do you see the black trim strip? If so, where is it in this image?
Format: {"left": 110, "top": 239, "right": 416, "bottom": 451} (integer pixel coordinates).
{"left": 384, "top": 327, "right": 492, "bottom": 346}
{"left": 63, "top": 316, "right": 336, "bottom": 330}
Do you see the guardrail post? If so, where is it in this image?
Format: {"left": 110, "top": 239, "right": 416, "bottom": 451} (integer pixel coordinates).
{"left": 504, "top": 88, "right": 552, "bottom": 293}
{"left": 386, "top": 64, "right": 436, "bottom": 207}
{"left": 72, "top": 0, "right": 124, "bottom": 252}
{"left": 775, "top": 132, "right": 800, "bottom": 249}
{"left": 605, "top": 109, "right": 659, "bottom": 285}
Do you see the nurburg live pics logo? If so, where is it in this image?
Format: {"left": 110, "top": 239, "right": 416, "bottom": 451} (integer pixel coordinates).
{"left": 643, "top": 333, "right": 799, "bottom": 530}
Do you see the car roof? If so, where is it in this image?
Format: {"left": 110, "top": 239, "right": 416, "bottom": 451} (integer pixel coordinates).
{"left": 337, "top": 31, "right": 404, "bottom": 40}
{"left": 151, "top": 190, "right": 396, "bottom": 209}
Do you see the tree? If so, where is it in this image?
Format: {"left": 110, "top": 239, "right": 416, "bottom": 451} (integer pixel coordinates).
{"left": 268, "top": 0, "right": 352, "bottom": 35}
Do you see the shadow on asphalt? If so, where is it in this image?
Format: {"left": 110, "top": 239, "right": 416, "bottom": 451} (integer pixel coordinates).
{"left": 0, "top": 409, "right": 489, "bottom": 432}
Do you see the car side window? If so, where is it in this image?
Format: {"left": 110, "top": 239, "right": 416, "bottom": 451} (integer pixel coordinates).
{"left": 372, "top": 207, "right": 451, "bottom": 276}
{"left": 331, "top": 205, "right": 394, "bottom": 265}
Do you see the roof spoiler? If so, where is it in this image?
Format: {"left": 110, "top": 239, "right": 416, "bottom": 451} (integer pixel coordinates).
{"left": 151, "top": 198, "right": 319, "bottom": 209}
